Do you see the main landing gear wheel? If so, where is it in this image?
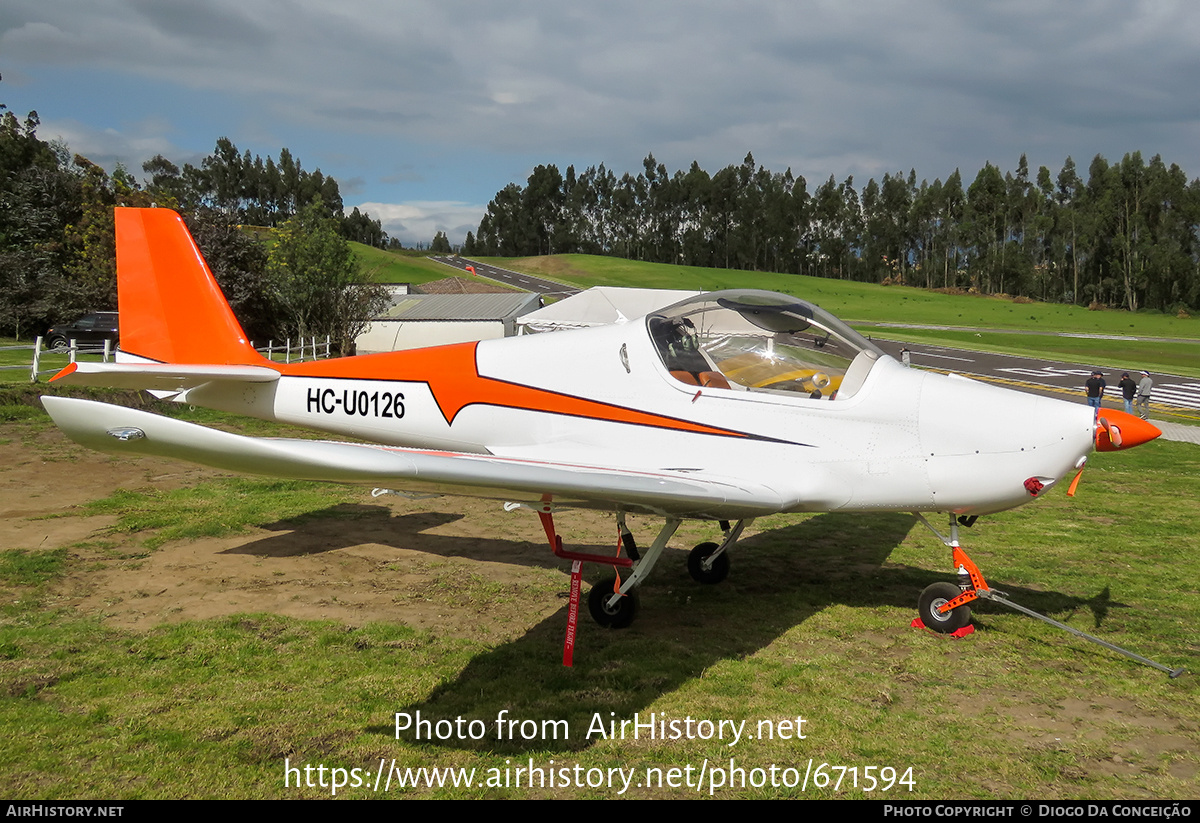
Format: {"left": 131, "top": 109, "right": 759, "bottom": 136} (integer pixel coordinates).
{"left": 588, "top": 577, "right": 639, "bottom": 629}
{"left": 687, "top": 542, "right": 730, "bottom": 584}
{"left": 918, "top": 581, "right": 972, "bottom": 633}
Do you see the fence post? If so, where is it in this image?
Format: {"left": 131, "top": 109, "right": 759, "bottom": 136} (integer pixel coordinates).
{"left": 285, "top": 338, "right": 291, "bottom": 364}
{"left": 325, "top": 334, "right": 331, "bottom": 358}
{"left": 103, "top": 338, "right": 111, "bottom": 362}
{"left": 69, "top": 339, "right": 77, "bottom": 364}
{"left": 31, "top": 337, "right": 42, "bottom": 382}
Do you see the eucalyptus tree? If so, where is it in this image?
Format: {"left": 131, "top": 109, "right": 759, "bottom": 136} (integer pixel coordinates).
{"left": 523, "top": 164, "right": 564, "bottom": 256}
{"left": 676, "top": 161, "right": 714, "bottom": 267}
{"left": 966, "top": 163, "right": 1007, "bottom": 293}
{"left": 1055, "top": 157, "right": 1083, "bottom": 303}
{"left": 1081, "top": 154, "right": 1117, "bottom": 306}
{"left": 0, "top": 110, "right": 81, "bottom": 335}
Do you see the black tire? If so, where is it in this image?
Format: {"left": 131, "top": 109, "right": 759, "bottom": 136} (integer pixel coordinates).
{"left": 47, "top": 336, "right": 69, "bottom": 353}
{"left": 687, "top": 541, "right": 730, "bottom": 584}
{"left": 588, "top": 577, "right": 639, "bottom": 628}
{"left": 918, "top": 581, "right": 972, "bottom": 633}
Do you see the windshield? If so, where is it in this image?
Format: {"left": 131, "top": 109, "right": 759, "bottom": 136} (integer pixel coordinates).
{"left": 647, "top": 290, "right": 884, "bottom": 401}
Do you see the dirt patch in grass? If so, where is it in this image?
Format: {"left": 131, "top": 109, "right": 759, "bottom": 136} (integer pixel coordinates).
{"left": 63, "top": 499, "right": 571, "bottom": 639}
{"left": 0, "top": 427, "right": 609, "bottom": 640}
{"left": 0, "top": 428, "right": 209, "bottom": 551}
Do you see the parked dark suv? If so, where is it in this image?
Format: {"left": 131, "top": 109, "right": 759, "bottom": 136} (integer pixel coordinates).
{"left": 44, "top": 312, "right": 120, "bottom": 352}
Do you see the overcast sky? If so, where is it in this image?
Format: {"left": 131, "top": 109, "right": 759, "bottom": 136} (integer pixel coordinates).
{"left": 3, "top": 1, "right": 1199, "bottom": 246}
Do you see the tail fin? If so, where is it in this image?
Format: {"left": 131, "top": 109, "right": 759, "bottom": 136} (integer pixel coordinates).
{"left": 116, "top": 208, "right": 263, "bottom": 365}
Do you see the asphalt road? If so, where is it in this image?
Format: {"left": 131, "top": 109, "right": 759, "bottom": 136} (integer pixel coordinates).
{"left": 430, "top": 256, "right": 580, "bottom": 297}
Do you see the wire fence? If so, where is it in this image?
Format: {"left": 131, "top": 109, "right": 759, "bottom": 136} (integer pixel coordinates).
{"left": 255, "top": 336, "right": 333, "bottom": 363}
{"left": 0, "top": 337, "right": 115, "bottom": 382}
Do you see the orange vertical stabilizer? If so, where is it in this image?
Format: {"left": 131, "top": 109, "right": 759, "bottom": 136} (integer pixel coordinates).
{"left": 116, "top": 208, "right": 263, "bottom": 366}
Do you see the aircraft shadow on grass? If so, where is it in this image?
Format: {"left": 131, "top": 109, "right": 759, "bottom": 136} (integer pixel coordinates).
{"left": 227, "top": 509, "right": 1127, "bottom": 755}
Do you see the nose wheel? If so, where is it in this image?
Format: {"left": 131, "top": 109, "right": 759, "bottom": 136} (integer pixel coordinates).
{"left": 918, "top": 581, "right": 972, "bottom": 633}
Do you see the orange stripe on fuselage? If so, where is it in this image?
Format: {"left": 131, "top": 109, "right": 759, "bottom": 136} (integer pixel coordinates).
{"left": 280, "top": 342, "right": 745, "bottom": 439}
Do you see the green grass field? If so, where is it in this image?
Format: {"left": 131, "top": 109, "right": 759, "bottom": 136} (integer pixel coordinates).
{"left": 1, "top": 432, "right": 1196, "bottom": 799}
{"left": 6, "top": 250, "right": 1198, "bottom": 380}
{"left": 2, "top": 256, "right": 1199, "bottom": 799}
{"left": 351, "top": 242, "right": 459, "bottom": 285}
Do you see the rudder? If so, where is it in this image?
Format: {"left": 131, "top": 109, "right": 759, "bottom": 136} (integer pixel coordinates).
{"left": 116, "top": 208, "right": 263, "bottom": 365}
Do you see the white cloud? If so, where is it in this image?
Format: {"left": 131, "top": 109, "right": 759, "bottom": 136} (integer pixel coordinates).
{"left": 33, "top": 116, "right": 183, "bottom": 172}
{"left": 355, "top": 200, "right": 486, "bottom": 248}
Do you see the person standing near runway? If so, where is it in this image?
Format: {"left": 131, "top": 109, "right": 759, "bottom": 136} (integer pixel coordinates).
{"left": 1118, "top": 372, "right": 1137, "bottom": 415}
{"left": 1085, "top": 370, "right": 1106, "bottom": 410}
{"left": 1136, "top": 370, "right": 1153, "bottom": 419}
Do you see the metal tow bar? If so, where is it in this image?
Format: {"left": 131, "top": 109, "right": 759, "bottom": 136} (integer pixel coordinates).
{"left": 976, "top": 589, "right": 1185, "bottom": 679}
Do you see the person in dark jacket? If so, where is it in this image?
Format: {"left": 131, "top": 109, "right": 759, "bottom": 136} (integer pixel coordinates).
{"left": 1117, "top": 372, "right": 1137, "bottom": 415}
{"left": 1084, "top": 371, "right": 1106, "bottom": 410}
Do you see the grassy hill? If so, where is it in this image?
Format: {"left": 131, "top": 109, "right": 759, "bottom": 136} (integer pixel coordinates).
{"left": 350, "top": 242, "right": 457, "bottom": 286}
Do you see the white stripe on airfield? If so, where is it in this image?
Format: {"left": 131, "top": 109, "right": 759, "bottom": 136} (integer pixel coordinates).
{"left": 915, "top": 351, "right": 976, "bottom": 363}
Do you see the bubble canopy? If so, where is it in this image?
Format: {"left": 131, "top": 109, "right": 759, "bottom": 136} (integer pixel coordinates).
{"left": 646, "top": 290, "right": 885, "bottom": 401}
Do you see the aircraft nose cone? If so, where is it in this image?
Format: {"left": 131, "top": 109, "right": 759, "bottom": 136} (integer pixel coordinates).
{"left": 1096, "top": 409, "right": 1162, "bottom": 451}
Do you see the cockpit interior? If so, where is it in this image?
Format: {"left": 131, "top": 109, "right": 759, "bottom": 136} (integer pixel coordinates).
{"left": 648, "top": 290, "right": 884, "bottom": 401}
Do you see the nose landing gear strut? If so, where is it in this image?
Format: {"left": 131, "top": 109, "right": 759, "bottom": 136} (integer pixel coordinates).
{"left": 913, "top": 513, "right": 1184, "bottom": 678}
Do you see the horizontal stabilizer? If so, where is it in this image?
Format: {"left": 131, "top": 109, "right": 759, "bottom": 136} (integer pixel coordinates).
{"left": 50, "top": 362, "right": 280, "bottom": 392}
{"left": 40, "top": 397, "right": 785, "bottom": 518}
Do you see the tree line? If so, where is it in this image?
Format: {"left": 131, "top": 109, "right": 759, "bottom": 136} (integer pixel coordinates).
{"left": 469, "top": 151, "right": 1200, "bottom": 314}
{"left": 141, "top": 136, "right": 389, "bottom": 248}
{"left": 0, "top": 105, "right": 386, "bottom": 352}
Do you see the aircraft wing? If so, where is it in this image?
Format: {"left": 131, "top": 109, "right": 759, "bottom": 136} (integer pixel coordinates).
{"left": 51, "top": 362, "right": 280, "bottom": 393}
{"left": 41, "top": 397, "right": 786, "bottom": 518}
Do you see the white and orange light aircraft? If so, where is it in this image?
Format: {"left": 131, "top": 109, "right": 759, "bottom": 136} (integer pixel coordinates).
{"left": 43, "top": 208, "right": 1161, "bottom": 636}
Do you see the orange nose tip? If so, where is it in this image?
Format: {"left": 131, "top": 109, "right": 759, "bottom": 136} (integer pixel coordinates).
{"left": 1096, "top": 409, "right": 1162, "bottom": 452}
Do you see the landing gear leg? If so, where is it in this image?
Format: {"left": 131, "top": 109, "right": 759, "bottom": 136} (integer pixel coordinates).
{"left": 911, "top": 512, "right": 1184, "bottom": 677}
{"left": 687, "top": 518, "right": 753, "bottom": 584}
{"left": 536, "top": 501, "right": 679, "bottom": 630}
{"left": 594, "top": 517, "right": 681, "bottom": 622}
{"left": 912, "top": 513, "right": 986, "bottom": 634}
